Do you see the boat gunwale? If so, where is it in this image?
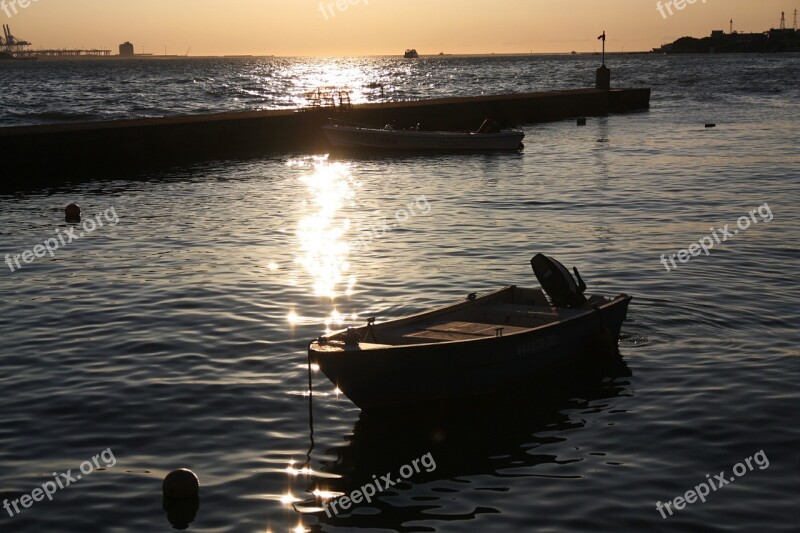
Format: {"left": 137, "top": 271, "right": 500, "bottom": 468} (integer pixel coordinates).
{"left": 322, "top": 124, "right": 525, "bottom": 139}
{"left": 310, "top": 287, "right": 631, "bottom": 353}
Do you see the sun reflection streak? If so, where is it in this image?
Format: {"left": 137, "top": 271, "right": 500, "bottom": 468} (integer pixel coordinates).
{"left": 294, "top": 157, "right": 355, "bottom": 300}
{"left": 279, "top": 492, "right": 302, "bottom": 505}
{"left": 290, "top": 156, "right": 360, "bottom": 327}
{"left": 311, "top": 489, "right": 341, "bottom": 500}
{"left": 285, "top": 463, "right": 314, "bottom": 476}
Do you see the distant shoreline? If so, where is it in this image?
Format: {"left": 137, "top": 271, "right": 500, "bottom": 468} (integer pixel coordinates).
{"left": 7, "top": 51, "right": 652, "bottom": 61}
{"left": 6, "top": 50, "right": 799, "bottom": 62}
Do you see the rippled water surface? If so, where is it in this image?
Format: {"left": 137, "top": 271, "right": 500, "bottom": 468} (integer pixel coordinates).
{"left": 1, "top": 55, "right": 799, "bottom": 532}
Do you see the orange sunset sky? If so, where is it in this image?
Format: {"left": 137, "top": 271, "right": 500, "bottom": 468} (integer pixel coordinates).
{"left": 1, "top": 0, "right": 797, "bottom": 56}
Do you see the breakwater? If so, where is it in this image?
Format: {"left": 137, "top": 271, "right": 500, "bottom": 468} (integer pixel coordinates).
{"left": 0, "top": 87, "right": 649, "bottom": 190}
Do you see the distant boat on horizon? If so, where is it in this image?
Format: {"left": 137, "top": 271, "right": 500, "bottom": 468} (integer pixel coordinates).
{"left": 404, "top": 49, "right": 419, "bottom": 58}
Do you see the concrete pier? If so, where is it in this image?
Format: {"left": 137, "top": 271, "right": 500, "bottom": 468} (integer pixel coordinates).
{"left": 0, "top": 88, "right": 649, "bottom": 191}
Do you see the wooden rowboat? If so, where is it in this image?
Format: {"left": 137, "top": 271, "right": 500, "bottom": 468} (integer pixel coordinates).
{"left": 309, "top": 255, "right": 632, "bottom": 411}
{"left": 322, "top": 122, "right": 525, "bottom": 152}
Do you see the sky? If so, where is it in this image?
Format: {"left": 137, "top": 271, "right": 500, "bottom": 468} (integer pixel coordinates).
{"left": 1, "top": 0, "right": 797, "bottom": 56}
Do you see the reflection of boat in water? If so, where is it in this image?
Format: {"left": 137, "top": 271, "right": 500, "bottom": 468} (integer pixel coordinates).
{"left": 322, "top": 119, "right": 525, "bottom": 152}
{"left": 404, "top": 49, "right": 419, "bottom": 58}
{"left": 309, "top": 255, "right": 632, "bottom": 411}
{"left": 302, "top": 355, "right": 632, "bottom": 529}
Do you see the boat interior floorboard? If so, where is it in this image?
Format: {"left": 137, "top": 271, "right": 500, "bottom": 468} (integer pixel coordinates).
{"left": 403, "top": 320, "right": 530, "bottom": 342}
{"left": 377, "top": 301, "right": 584, "bottom": 345}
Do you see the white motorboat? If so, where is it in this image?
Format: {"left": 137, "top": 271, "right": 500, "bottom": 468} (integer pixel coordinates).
{"left": 322, "top": 120, "right": 525, "bottom": 152}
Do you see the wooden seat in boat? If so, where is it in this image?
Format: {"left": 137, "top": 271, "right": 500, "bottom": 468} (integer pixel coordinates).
{"left": 402, "top": 320, "right": 529, "bottom": 342}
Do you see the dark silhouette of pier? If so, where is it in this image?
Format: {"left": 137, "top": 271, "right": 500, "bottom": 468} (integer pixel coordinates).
{"left": 0, "top": 88, "right": 650, "bottom": 191}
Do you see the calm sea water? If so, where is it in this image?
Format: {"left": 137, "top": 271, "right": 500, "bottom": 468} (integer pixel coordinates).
{"left": 1, "top": 55, "right": 799, "bottom": 533}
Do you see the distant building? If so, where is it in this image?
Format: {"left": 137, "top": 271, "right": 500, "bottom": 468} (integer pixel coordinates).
{"left": 119, "top": 42, "right": 134, "bottom": 57}
{"left": 654, "top": 13, "right": 800, "bottom": 54}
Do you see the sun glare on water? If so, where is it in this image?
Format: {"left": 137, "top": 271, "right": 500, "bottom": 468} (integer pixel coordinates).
{"left": 289, "top": 156, "right": 359, "bottom": 328}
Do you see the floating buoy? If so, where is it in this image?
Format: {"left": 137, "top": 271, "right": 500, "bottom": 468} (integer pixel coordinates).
{"left": 163, "top": 469, "right": 200, "bottom": 499}
{"left": 163, "top": 495, "right": 199, "bottom": 530}
{"left": 705, "top": 123, "right": 716, "bottom": 128}
{"left": 65, "top": 203, "right": 81, "bottom": 223}
{"left": 577, "top": 117, "right": 587, "bottom": 126}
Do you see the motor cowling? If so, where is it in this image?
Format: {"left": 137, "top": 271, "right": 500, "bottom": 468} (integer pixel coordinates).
{"left": 531, "top": 254, "right": 588, "bottom": 308}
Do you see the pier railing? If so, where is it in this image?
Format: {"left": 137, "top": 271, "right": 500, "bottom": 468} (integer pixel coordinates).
{"left": 303, "top": 87, "right": 353, "bottom": 111}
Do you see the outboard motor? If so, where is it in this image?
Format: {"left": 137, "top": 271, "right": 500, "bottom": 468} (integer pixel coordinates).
{"left": 531, "top": 254, "right": 588, "bottom": 308}
{"left": 477, "top": 118, "right": 501, "bottom": 134}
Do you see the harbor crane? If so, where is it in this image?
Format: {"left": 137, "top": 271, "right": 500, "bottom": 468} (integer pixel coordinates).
{"left": 1, "top": 24, "right": 31, "bottom": 55}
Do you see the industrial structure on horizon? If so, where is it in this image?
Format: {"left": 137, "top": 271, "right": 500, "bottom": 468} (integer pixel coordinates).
{"left": 654, "top": 10, "right": 800, "bottom": 53}
{"left": 0, "top": 24, "right": 31, "bottom": 59}
{"left": 119, "top": 42, "right": 135, "bottom": 57}
{"left": 0, "top": 25, "right": 112, "bottom": 59}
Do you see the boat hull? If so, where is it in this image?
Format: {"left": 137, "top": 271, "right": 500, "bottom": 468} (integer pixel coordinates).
{"left": 310, "top": 293, "right": 631, "bottom": 411}
{"left": 322, "top": 124, "right": 525, "bottom": 152}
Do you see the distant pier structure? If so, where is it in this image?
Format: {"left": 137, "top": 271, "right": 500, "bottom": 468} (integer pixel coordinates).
{"left": 22, "top": 48, "right": 112, "bottom": 58}
{"left": 0, "top": 25, "right": 111, "bottom": 58}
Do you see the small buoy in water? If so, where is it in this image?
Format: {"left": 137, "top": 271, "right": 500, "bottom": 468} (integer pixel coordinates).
{"left": 163, "top": 495, "right": 199, "bottom": 531}
{"left": 577, "top": 117, "right": 587, "bottom": 126}
{"left": 163, "top": 495, "right": 199, "bottom": 530}
{"left": 65, "top": 203, "right": 81, "bottom": 223}
{"left": 163, "top": 469, "right": 200, "bottom": 499}
{"left": 705, "top": 123, "right": 716, "bottom": 128}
